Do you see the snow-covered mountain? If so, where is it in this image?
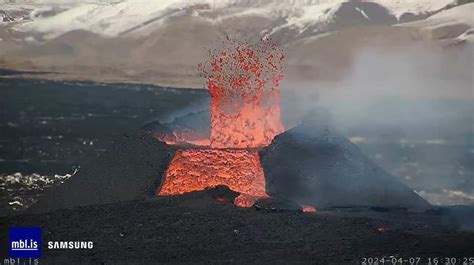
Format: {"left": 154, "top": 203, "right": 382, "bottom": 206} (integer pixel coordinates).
{"left": 3, "top": 0, "right": 457, "bottom": 39}
{"left": 0, "top": 1, "right": 472, "bottom": 92}
{"left": 401, "top": 2, "right": 474, "bottom": 44}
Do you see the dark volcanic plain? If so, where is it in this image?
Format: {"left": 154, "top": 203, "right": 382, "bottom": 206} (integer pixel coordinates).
{"left": 1, "top": 73, "right": 473, "bottom": 264}
{"left": 0, "top": 71, "right": 209, "bottom": 175}
{"left": 1, "top": 188, "right": 474, "bottom": 264}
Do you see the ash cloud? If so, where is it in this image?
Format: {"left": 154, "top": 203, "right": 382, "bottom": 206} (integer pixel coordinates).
{"left": 279, "top": 44, "right": 474, "bottom": 206}
{"left": 281, "top": 44, "right": 473, "bottom": 132}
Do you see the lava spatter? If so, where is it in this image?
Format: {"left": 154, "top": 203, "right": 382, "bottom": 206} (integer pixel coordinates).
{"left": 200, "top": 38, "right": 285, "bottom": 149}
{"left": 157, "top": 38, "right": 286, "bottom": 207}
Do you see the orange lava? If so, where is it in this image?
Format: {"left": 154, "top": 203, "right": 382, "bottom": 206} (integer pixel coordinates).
{"left": 158, "top": 149, "right": 268, "bottom": 206}
{"left": 200, "top": 38, "right": 285, "bottom": 148}
{"left": 157, "top": 38, "right": 286, "bottom": 207}
{"left": 301, "top": 205, "right": 317, "bottom": 213}
{"left": 233, "top": 194, "right": 262, "bottom": 208}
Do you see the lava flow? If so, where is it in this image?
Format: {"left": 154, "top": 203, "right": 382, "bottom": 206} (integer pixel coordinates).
{"left": 159, "top": 149, "right": 267, "bottom": 206}
{"left": 157, "top": 38, "right": 285, "bottom": 207}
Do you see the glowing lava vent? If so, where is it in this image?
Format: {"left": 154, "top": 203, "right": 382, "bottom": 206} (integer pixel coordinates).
{"left": 157, "top": 38, "right": 286, "bottom": 207}
{"left": 159, "top": 149, "right": 267, "bottom": 206}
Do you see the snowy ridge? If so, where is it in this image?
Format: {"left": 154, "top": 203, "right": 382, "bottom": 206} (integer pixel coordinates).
{"left": 8, "top": 0, "right": 457, "bottom": 39}
{"left": 418, "top": 2, "right": 474, "bottom": 25}
{"left": 372, "top": 0, "right": 456, "bottom": 18}
{"left": 16, "top": 0, "right": 345, "bottom": 38}
{"left": 400, "top": 3, "right": 474, "bottom": 43}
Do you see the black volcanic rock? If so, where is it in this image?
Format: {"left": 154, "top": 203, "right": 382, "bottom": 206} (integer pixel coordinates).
{"left": 141, "top": 110, "right": 210, "bottom": 134}
{"left": 260, "top": 118, "right": 431, "bottom": 210}
{"left": 2, "top": 191, "right": 473, "bottom": 264}
{"left": 28, "top": 131, "right": 175, "bottom": 214}
{"left": 141, "top": 110, "right": 210, "bottom": 142}
{"left": 166, "top": 110, "right": 210, "bottom": 132}
{"left": 331, "top": 1, "right": 397, "bottom": 28}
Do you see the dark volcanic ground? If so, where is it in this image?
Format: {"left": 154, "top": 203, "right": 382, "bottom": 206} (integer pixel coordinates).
{"left": 0, "top": 72, "right": 209, "bottom": 175}
{"left": 1, "top": 73, "right": 474, "bottom": 264}
{"left": 2, "top": 188, "right": 474, "bottom": 265}
{"left": 0, "top": 73, "right": 209, "bottom": 210}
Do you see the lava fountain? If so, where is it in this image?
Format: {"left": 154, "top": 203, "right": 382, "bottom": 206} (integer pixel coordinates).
{"left": 203, "top": 38, "right": 285, "bottom": 148}
{"left": 157, "top": 38, "right": 285, "bottom": 207}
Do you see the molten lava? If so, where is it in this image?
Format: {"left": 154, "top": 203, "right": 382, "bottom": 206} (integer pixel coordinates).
{"left": 301, "top": 205, "right": 317, "bottom": 213}
{"left": 157, "top": 38, "right": 286, "bottom": 207}
{"left": 201, "top": 38, "right": 285, "bottom": 148}
{"left": 158, "top": 149, "right": 267, "bottom": 197}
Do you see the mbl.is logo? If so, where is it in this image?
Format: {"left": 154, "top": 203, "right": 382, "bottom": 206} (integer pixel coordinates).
{"left": 9, "top": 227, "right": 41, "bottom": 258}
